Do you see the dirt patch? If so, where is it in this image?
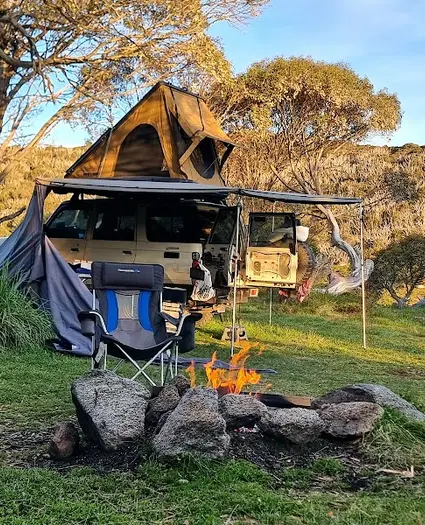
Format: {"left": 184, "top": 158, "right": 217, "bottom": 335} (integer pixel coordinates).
{"left": 228, "top": 430, "right": 361, "bottom": 471}
{"left": 391, "top": 367, "right": 425, "bottom": 380}
{"left": 1, "top": 422, "right": 366, "bottom": 478}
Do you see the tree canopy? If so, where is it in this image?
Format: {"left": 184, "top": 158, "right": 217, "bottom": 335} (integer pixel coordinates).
{"left": 213, "top": 57, "right": 401, "bottom": 186}
{"left": 211, "top": 57, "right": 402, "bottom": 293}
{"left": 0, "top": 0, "right": 268, "bottom": 176}
{"left": 368, "top": 235, "right": 425, "bottom": 307}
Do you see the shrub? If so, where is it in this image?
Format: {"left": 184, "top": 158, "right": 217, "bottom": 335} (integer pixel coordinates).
{"left": 0, "top": 268, "right": 53, "bottom": 349}
{"left": 368, "top": 235, "right": 425, "bottom": 307}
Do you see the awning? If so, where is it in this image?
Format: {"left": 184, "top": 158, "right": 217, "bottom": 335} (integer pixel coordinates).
{"left": 240, "top": 189, "right": 361, "bottom": 205}
{"left": 37, "top": 178, "right": 362, "bottom": 205}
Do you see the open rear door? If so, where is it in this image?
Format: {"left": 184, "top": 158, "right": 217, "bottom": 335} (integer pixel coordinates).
{"left": 203, "top": 207, "right": 239, "bottom": 288}
{"left": 244, "top": 213, "right": 298, "bottom": 288}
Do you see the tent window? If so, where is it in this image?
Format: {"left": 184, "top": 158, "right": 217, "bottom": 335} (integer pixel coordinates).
{"left": 45, "top": 207, "right": 90, "bottom": 239}
{"left": 115, "top": 124, "right": 166, "bottom": 177}
{"left": 190, "top": 138, "right": 217, "bottom": 179}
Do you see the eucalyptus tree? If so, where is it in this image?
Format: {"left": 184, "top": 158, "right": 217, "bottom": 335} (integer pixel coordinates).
{"left": 212, "top": 57, "right": 401, "bottom": 293}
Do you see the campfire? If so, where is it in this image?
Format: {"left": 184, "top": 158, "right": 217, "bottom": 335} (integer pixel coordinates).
{"left": 186, "top": 342, "right": 267, "bottom": 395}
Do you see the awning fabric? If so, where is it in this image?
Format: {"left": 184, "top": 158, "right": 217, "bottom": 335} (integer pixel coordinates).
{"left": 38, "top": 178, "right": 362, "bottom": 205}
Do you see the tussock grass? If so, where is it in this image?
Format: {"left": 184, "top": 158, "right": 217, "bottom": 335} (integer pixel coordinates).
{"left": 276, "top": 291, "right": 364, "bottom": 317}
{"left": 364, "top": 409, "right": 425, "bottom": 468}
{"left": 0, "top": 267, "right": 53, "bottom": 350}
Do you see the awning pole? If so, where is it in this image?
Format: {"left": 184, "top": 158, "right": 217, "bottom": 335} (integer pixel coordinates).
{"left": 360, "top": 203, "right": 367, "bottom": 349}
{"left": 269, "top": 201, "right": 276, "bottom": 325}
{"left": 231, "top": 200, "right": 242, "bottom": 356}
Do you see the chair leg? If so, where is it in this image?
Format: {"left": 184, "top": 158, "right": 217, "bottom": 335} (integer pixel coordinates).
{"left": 112, "top": 358, "right": 125, "bottom": 372}
{"left": 103, "top": 345, "right": 107, "bottom": 370}
{"left": 111, "top": 341, "right": 175, "bottom": 387}
{"left": 175, "top": 344, "right": 179, "bottom": 377}
{"left": 116, "top": 346, "right": 156, "bottom": 386}
{"left": 91, "top": 335, "right": 97, "bottom": 370}
{"left": 165, "top": 349, "right": 174, "bottom": 379}
{"left": 162, "top": 344, "right": 174, "bottom": 385}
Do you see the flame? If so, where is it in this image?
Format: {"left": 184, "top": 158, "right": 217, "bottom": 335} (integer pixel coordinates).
{"left": 186, "top": 360, "right": 196, "bottom": 388}
{"left": 203, "top": 342, "right": 262, "bottom": 394}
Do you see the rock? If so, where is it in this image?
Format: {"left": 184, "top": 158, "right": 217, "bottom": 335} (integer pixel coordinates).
{"left": 71, "top": 370, "right": 150, "bottom": 451}
{"left": 153, "top": 386, "right": 230, "bottom": 460}
{"left": 146, "top": 385, "right": 180, "bottom": 425}
{"left": 319, "top": 402, "right": 384, "bottom": 438}
{"left": 169, "top": 375, "right": 191, "bottom": 396}
{"left": 48, "top": 422, "right": 79, "bottom": 459}
{"left": 259, "top": 408, "right": 325, "bottom": 444}
{"left": 155, "top": 410, "right": 173, "bottom": 434}
{"left": 312, "top": 384, "right": 425, "bottom": 422}
{"left": 219, "top": 394, "right": 267, "bottom": 429}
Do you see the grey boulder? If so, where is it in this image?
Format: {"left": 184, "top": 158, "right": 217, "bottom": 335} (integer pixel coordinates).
{"left": 153, "top": 386, "right": 230, "bottom": 460}
{"left": 169, "top": 375, "right": 191, "bottom": 396}
{"left": 48, "top": 422, "right": 79, "bottom": 459}
{"left": 146, "top": 384, "right": 180, "bottom": 425}
{"left": 259, "top": 408, "right": 325, "bottom": 444}
{"left": 219, "top": 394, "right": 267, "bottom": 429}
{"left": 312, "top": 384, "right": 425, "bottom": 422}
{"left": 71, "top": 370, "right": 150, "bottom": 451}
{"left": 319, "top": 401, "right": 383, "bottom": 438}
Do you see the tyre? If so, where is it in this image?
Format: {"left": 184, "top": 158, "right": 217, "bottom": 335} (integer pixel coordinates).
{"left": 296, "top": 241, "right": 316, "bottom": 285}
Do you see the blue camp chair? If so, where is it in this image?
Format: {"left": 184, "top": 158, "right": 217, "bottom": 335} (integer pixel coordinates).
{"left": 78, "top": 262, "right": 193, "bottom": 386}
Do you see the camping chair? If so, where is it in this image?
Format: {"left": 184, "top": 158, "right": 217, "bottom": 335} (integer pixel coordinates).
{"left": 78, "top": 262, "right": 193, "bottom": 386}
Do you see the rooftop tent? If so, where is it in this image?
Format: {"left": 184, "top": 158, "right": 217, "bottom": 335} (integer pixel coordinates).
{"left": 66, "top": 82, "right": 234, "bottom": 186}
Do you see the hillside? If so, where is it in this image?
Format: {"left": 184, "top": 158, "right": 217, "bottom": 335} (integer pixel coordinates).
{"left": 0, "top": 144, "right": 424, "bottom": 257}
{"left": 0, "top": 147, "right": 85, "bottom": 236}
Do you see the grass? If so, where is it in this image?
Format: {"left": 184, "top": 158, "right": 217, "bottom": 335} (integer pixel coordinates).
{"left": 3, "top": 460, "right": 425, "bottom": 525}
{"left": 2, "top": 292, "right": 425, "bottom": 523}
{"left": 0, "top": 268, "right": 53, "bottom": 350}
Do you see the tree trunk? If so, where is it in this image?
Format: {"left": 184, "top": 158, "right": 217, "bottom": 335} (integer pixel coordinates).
{"left": 317, "top": 205, "right": 374, "bottom": 295}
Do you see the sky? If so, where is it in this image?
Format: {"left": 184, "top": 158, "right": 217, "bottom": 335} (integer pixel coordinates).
{"left": 48, "top": 0, "right": 425, "bottom": 147}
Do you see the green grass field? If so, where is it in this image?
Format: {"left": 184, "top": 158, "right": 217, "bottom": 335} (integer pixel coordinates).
{"left": 2, "top": 293, "right": 425, "bottom": 524}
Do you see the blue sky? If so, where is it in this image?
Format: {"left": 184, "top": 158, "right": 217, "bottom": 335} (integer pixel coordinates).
{"left": 49, "top": 0, "right": 425, "bottom": 147}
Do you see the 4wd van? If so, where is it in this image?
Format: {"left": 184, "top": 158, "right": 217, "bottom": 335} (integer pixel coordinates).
{"left": 44, "top": 194, "right": 314, "bottom": 303}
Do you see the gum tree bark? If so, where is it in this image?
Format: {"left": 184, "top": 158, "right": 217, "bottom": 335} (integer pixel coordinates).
{"left": 317, "top": 205, "right": 374, "bottom": 295}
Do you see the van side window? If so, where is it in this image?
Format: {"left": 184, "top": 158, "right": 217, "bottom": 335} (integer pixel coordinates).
{"left": 46, "top": 208, "right": 90, "bottom": 239}
{"left": 93, "top": 210, "right": 135, "bottom": 241}
{"left": 146, "top": 207, "right": 200, "bottom": 243}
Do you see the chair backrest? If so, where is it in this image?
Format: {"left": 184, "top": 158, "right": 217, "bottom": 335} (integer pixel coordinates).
{"left": 91, "top": 262, "right": 167, "bottom": 349}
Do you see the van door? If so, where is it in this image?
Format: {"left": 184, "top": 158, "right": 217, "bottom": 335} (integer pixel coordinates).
{"left": 84, "top": 201, "right": 137, "bottom": 263}
{"left": 137, "top": 204, "right": 203, "bottom": 285}
{"left": 204, "top": 207, "right": 239, "bottom": 287}
{"left": 44, "top": 201, "right": 92, "bottom": 263}
{"left": 244, "top": 213, "right": 297, "bottom": 288}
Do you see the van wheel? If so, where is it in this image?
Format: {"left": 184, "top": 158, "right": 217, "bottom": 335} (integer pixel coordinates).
{"left": 296, "top": 242, "right": 316, "bottom": 285}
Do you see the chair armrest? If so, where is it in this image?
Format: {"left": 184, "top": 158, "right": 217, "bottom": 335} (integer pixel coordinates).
{"left": 78, "top": 310, "right": 110, "bottom": 336}
{"left": 161, "top": 311, "right": 197, "bottom": 337}
{"left": 160, "top": 311, "right": 180, "bottom": 326}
